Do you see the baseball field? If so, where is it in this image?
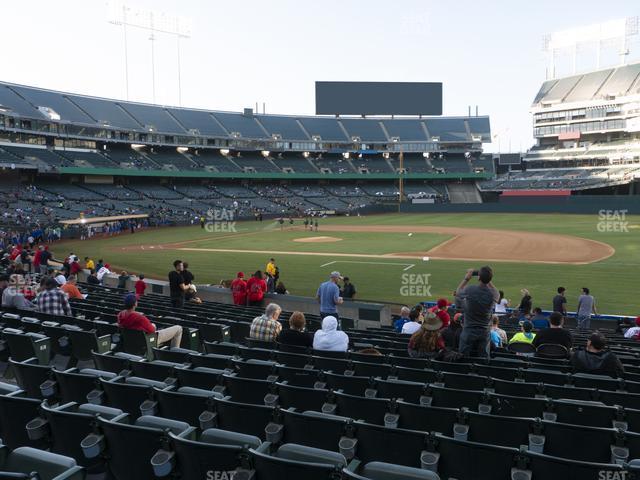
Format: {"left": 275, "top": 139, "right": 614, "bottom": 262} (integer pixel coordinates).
{"left": 57, "top": 213, "right": 640, "bottom": 315}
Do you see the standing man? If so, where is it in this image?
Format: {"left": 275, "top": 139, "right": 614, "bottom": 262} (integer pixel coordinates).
{"left": 553, "top": 287, "right": 567, "bottom": 315}
{"left": 39, "top": 246, "right": 51, "bottom": 275}
{"left": 455, "top": 266, "right": 500, "bottom": 358}
{"left": 231, "top": 272, "right": 247, "bottom": 306}
{"left": 304, "top": 218, "right": 309, "bottom": 231}
{"left": 314, "top": 219, "right": 319, "bottom": 232}
{"left": 577, "top": 287, "right": 597, "bottom": 330}
{"left": 340, "top": 276, "right": 356, "bottom": 300}
{"left": 168, "top": 260, "right": 186, "bottom": 309}
{"left": 317, "top": 271, "right": 344, "bottom": 322}
{"left": 265, "top": 258, "right": 276, "bottom": 293}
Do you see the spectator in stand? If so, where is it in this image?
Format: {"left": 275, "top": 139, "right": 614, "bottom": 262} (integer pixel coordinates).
{"left": 84, "top": 257, "right": 95, "bottom": 270}
{"left": 97, "top": 263, "right": 111, "bottom": 283}
{"left": 135, "top": 274, "right": 147, "bottom": 299}
{"left": 490, "top": 315, "right": 508, "bottom": 346}
{"left": 429, "top": 298, "right": 451, "bottom": 330}
{"left": 401, "top": 307, "right": 423, "bottom": 335}
{"left": 168, "top": 260, "right": 187, "bottom": 308}
{"left": 61, "top": 275, "right": 83, "bottom": 299}
{"left": 39, "top": 246, "right": 51, "bottom": 275}
{"left": 577, "top": 287, "right": 597, "bottom": 330}
{"left": 96, "top": 259, "right": 104, "bottom": 272}
{"left": 277, "top": 311, "right": 313, "bottom": 348}
{"left": 250, "top": 303, "right": 283, "bottom": 342}
{"left": 313, "top": 315, "right": 349, "bottom": 352}
{"left": 117, "top": 271, "right": 130, "bottom": 290}
{"left": 623, "top": 317, "right": 640, "bottom": 339}
{"left": 509, "top": 320, "right": 536, "bottom": 344}
{"left": 87, "top": 269, "right": 100, "bottom": 286}
{"left": 32, "top": 246, "right": 42, "bottom": 273}
{"left": 246, "top": 270, "right": 267, "bottom": 307}
{"left": 340, "top": 277, "right": 356, "bottom": 300}
{"left": 553, "top": 287, "right": 567, "bottom": 315}
{"left": 530, "top": 308, "right": 550, "bottom": 329}
{"left": 1, "top": 274, "right": 36, "bottom": 310}
{"left": 532, "top": 312, "right": 573, "bottom": 351}
{"left": 393, "top": 306, "right": 412, "bottom": 333}
{"left": 0, "top": 274, "right": 9, "bottom": 299}
{"left": 407, "top": 311, "right": 444, "bottom": 358}
{"left": 117, "top": 293, "right": 183, "bottom": 347}
{"left": 571, "top": 332, "right": 624, "bottom": 378}
{"left": 316, "top": 271, "right": 344, "bottom": 322}
{"left": 231, "top": 272, "right": 247, "bottom": 306}
{"left": 54, "top": 271, "right": 67, "bottom": 286}
{"left": 494, "top": 290, "right": 510, "bottom": 316}
{"left": 70, "top": 256, "right": 82, "bottom": 276}
{"left": 36, "top": 277, "right": 72, "bottom": 316}
{"left": 441, "top": 312, "right": 463, "bottom": 350}
{"left": 518, "top": 289, "right": 532, "bottom": 318}
{"left": 275, "top": 282, "right": 288, "bottom": 295}
{"left": 182, "top": 262, "right": 196, "bottom": 301}
{"left": 456, "top": 267, "right": 500, "bottom": 358}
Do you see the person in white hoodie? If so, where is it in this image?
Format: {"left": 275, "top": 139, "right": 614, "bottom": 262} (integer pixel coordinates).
{"left": 96, "top": 263, "right": 111, "bottom": 283}
{"left": 313, "top": 316, "right": 349, "bottom": 352}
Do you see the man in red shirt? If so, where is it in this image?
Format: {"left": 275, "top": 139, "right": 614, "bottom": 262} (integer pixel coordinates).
{"left": 245, "top": 270, "right": 267, "bottom": 307}
{"left": 70, "top": 257, "right": 82, "bottom": 275}
{"left": 135, "top": 274, "right": 147, "bottom": 299}
{"left": 117, "top": 294, "right": 183, "bottom": 347}
{"left": 231, "top": 272, "right": 247, "bottom": 306}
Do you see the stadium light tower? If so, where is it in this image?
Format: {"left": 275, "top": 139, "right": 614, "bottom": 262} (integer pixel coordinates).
{"left": 543, "top": 17, "right": 639, "bottom": 79}
{"left": 107, "top": 1, "right": 192, "bottom": 105}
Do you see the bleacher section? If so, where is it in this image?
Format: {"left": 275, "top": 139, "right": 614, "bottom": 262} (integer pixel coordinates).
{"left": 2, "top": 280, "right": 640, "bottom": 479}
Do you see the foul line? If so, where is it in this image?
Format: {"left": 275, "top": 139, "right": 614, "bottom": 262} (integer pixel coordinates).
{"left": 320, "top": 261, "right": 337, "bottom": 267}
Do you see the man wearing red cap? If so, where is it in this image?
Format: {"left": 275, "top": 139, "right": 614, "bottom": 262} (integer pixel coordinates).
{"left": 428, "top": 298, "right": 451, "bottom": 330}
{"left": 624, "top": 317, "right": 640, "bottom": 339}
{"left": 231, "top": 272, "right": 247, "bottom": 306}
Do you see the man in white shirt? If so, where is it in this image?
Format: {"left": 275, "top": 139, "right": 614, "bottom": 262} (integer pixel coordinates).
{"left": 97, "top": 263, "right": 111, "bottom": 283}
{"left": 624, "top": 317, "right": 640, "bottom": 339}
{"left": 401, "top": 308, "right": 423, "bottom": 335}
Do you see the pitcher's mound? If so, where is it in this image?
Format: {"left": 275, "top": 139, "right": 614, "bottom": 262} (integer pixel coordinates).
{"left": 294, "top": 236, "right": 343, "bottom": 243}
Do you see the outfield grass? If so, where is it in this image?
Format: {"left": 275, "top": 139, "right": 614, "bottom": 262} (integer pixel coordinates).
{"left": 57, "top": 213, "right": 640, "bottom": 316}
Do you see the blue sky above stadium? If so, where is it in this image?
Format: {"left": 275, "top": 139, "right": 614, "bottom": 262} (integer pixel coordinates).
{"left": 3, "top": 0, "right": 639, "bottom": 152}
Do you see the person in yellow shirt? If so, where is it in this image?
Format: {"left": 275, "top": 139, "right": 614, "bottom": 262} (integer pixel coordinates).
{"left": 84, "top": 257, "right": 95, "bottom": 270}
{"left": 509, "top": 320, "right": 536, "bottom": 344}
{"left": 265, "top": 258, "right": 276, "bottom": 277}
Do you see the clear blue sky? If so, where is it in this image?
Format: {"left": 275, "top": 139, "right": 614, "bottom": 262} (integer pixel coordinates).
{"left": 2, "top": 0, "right": 639, "bottom": 152}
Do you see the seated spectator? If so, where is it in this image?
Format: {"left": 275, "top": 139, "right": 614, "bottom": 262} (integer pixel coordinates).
{"left": 429, "top": 298, "right": 451, "bottom": 329}
{"left": 277, "top": 311, "right": 313, "bottom": 348}
{"left": 571, "top": 332, "right": 624, "bottom": 378}
{"left": 135, "top": 274, "right": 147, "bottom": 298}
{"left": 532, "top": 312, "right": 573, "bottom": 350}
{"left": 407, "top": 312, "right": 444, "bottom": 358}
{"left": 117, "top": 271, "right": 130, "bottom": 290}
{"left": 530, "top": 308, "right": 550, "bottom": 329}
{"left": 250, "top": 303, "right": 283, "bottom": 342}
{"left": 117, "top": 294, "right": 183, "bottom": 348}
{"left": 36, "top": 277, "right": 72, "bottom": 316}
{"left": 313, "top": 316, "right": 349, "bottom": 352}
{"left": 86, "top": 269, "right": 100, "bottom": 286}
{"left": 490, "top": 316, "right": 507, "bottom": 348}
{"left": 61, "top": 275, "right": 83, "bottom": 299}
{"left": 393, "top": 306, "right": 411, "bottom": 333}
{"left": 623, "top": 317, "right": 640, "bottom": 339}
{"left": 246, "top": 270, "right": 267, "bottom": 307}
{"left": 275, "top": 281, "right": 288, "bottom": 295}
{"left": 401, "top": 307, "right": 423, "bottom": 335}
{"left": 54, "top": 271, "right": 67, "bottom": 286}
{"left": 509, "top": 320, "right": 536, "bottom": 344}
{"left": 441, "top": 312, "right": 463, "bottom": 350}
{"left": 1, "top": 274, "right": 36, "bottom": 310}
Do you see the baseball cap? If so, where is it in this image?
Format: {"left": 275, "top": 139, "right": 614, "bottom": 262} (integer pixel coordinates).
{"left": 330, "top": 271, "right": 342, "bottom": 279}
{"left": 123, "top": 293, "right": 137, "bottom": 309}
{"left": 237, "top": 272, "right": 244, "bottom": 278}
{"left": 436, "top": 298, "right": 449, "bottom": 309}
